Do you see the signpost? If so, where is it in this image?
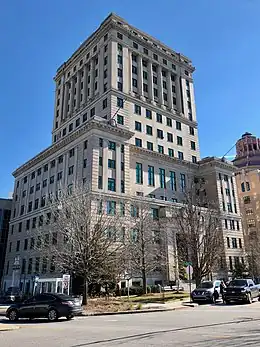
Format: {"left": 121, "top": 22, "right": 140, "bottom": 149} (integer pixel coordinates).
{"left": 185, "top": 264, "right": 193, "bottom": 303}
{"left": 62, "top": 274, "right": 70, "bottom": 295}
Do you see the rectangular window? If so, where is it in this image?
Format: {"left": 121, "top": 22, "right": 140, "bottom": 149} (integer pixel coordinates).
{"left": 176, "top": 121, "right": 182, "bottom": 130}
{"left": 159, "top": 168, "right": 166, "bottom": 188}
{"left": 68, "top": 165, "right": 74, "bottom": 175}
{"left": 232, "top": 238, "right": 237, "bottom": 249}
{"left": 90, "top": 107, "right": 95, "bottom": 117}
{"left": 170, "top": 171, "right": 177, "bottom": 191}
{"left": 132, "top": 78, "right": 138, "bottom": 87}
{"left": 177, "top": 136, "right": 183, "bottom": 146}
{"left": 32, "top": 218, "right": 36, "bottom": 229}
{"left": 156, "top": 113, "right": 162, "bottom": 123}
{"left": 178, "top": 151, "right": 184, "bottom": 160}
{"left": 146, "top": 125, "right": 153, "bottom": 135}
{"left": 153, "top": 76, "right": 157, "bottom": 84}
{"left": 168, "top": 148, "right": 174, "bottom": 157}
{"left": 103, "top": 98, "right": 108, "bottom": 109}
{"left": 16, "top": 240, "right": 20, "bottom": 252}
{"left": 76, "top": 118, "right": 80, "bottom": 127}
{"left": 107, "top": 201, "right": 116, "bottom": 215}
{"left": 98, "top": 176, "right": 103, "bottom": 189}
{"left": 224, "top": 175, "right": 228, "bottom": 182}
{"left": 239, "top": 238, "right": 242, "bottom": 248}
{"left": 108, "top": 141, "right": 116, "bottom": 150}
{"left": 135, "top": 104, "right": 141, "bottom": 115}
{"left": 227, "top": 237, "right": 230, "bottom": 248}
{"left": 121, "top": 180, "right": 125, "bottom": 193}
{"left": 26, "top": 219, "right": 30, "bottom": 230}
{"left": 135, "top": 121, "right": 142, "bottom": 132}
{"left": 192, "top": 156, "right": 197, "bottom": 163}
{"left": 99, "top": 157, "right": 103, "bottom": 166}
{"left": 147, "top": 142, "right": 153, "bottom": 151}
{"left": 99, "top": 138, "right": 103, "bottom": 147}
{"left": 191, "top": 141, "right": 196, "bottom": 150}
{"left": 166, "top": 118, "right": 172, "bottom": 127}
{"left": 180, "top": 173, "right": 186, "bottom": 192}
{"left": 118, "top": 68, "right": 123, "bottom": 77}
{"left": 143, "top": 83, "right": 148, "bottom": 92}
{"left": 117, "top": 55, "right": 123, "bottom": 64}
{"left": 117, "top": 82, "right": 123, "bottom": 91}
{"left": 143, "top": 71, "right": 148, "bottom": 80}
{"left": 190, "top": 126, "right": 195, "bottom": 135}
{"left": 135, "top": 138, "right": 142, "bottom": 147}
{"left": 108, "top": 159, "right": 116, "bottom": 169}
{"left": 167, "top": 133, "right": 173, "bottom": 142}
{"left": 148, "top": 165, "right": 155, "bottom": 186}
{"left": 57, "top": 171, "right": 62, "bottom": 181}
{"left": 117, "top": 115, "right": 124, "bottom": 125}
{"left": 227, "top": 203, "right": 233, "bottom": 212}
{"left": 34, "top": 199, "right": 39, "bottom": 210}
{"left": 83, "top": 159, "right": 87, "bottom": 168}
{"left": 158, "top": 145, "right": 164, "bottom": 154}
{"left": 24, "top": 239, "right": 28, "bottom": 251}
{"left": 136, "top": 163, "right": 143, "bottom": 184}
{"left": 146, "top": 109, "right": 152, "bottom": 119}
{"left": 246, "top": 182, "right": 250, "bottom": 191}
{"left": 108, "top": 178, "right": 116, "bottom": 192}
{"left": 130, "top": 205, "right": 139, "bottom": 218}
{"left": 157, "top": 129, "right": 164, "bottom": 139}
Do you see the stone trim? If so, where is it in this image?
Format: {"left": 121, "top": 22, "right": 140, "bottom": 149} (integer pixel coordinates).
{"left": 13, "top": 119, "right": 134, "bottom": 177}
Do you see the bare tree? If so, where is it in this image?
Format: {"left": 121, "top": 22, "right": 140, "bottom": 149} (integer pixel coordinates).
{"left": 35, "top": 183, "right": 125, "bottom": 303}
{"left": 172, "top": 179, "right": 223, "bottom": 286}
{"left": 125, "top": 201, "right": 167, "bottom": 294}
{"left": 243, "top": 230, "right": 260, "bottom": 278}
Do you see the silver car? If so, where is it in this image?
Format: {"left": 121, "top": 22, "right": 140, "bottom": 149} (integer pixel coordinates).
{"left": 191, "top": 280, "right": 221, "bottom": 303}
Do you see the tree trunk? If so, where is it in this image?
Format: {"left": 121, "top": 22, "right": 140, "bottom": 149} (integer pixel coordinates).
{"left": 83, "top": 278, "right": 88, "bottom": 305}
{"left": 142, "top": 270, "right": 147, "bottom": 294}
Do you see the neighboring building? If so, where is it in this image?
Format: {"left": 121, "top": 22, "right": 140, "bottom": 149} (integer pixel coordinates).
{"left": 0, "top": 198, "right": 12, "bottom": 290}
{"left": 233, "top": 132, "right": 260, "bottom": 277}
{"left": 3, "top": 13, "right": 245, "bottom": 292}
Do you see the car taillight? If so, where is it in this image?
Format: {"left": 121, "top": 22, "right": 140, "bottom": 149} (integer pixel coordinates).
{"left": 62, "top": 301, "right": 74, "bottom": 306}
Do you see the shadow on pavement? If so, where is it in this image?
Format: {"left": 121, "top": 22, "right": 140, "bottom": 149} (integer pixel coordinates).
{"left": 70, "top": 317, "right": 260, "bottom": 347}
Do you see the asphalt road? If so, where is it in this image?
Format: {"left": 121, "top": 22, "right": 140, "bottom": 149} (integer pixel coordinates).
{"left": 1, "top": 302, "right": 260, "bottom": 346}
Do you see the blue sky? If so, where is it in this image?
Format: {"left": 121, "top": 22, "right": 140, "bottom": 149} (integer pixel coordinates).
{"left": 1, "top": 0, "right": 259, "bottom": 197}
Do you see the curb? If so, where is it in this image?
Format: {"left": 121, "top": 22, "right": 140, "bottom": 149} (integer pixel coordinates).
{"left": 81, "top": 305, "right": 191, "bottom": 316}
{"left": 181, "top": 302, "right": 199, "bottom": 308}
{"left": 0, "top": 325, "right": 20, "bottom": 332}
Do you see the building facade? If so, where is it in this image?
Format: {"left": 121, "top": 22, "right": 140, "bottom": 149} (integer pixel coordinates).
{"left": 0, "top": 198, "right": 12, "bottom": 290}
{"left": 233, "top": 132, "right": 260, "bottom": 277}
{"left": 2, "top": 13, "right": 245, "bottom": 292}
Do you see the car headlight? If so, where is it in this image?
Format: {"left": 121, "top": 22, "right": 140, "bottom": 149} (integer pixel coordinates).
{"left": 241, "top": 289, "right": 246, "bottom": 293}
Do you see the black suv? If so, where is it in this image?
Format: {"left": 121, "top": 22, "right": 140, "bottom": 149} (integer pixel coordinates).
{"left": 6, "top": 293, "right": 83, "bottom": 322}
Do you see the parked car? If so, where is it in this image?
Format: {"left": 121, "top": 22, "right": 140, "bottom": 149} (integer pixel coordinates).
{"left": 223, "top": 279, "right": 259, "bottom": 304}
{"left": 191, "top": 280, "right": 221, "bottom": 303}
{"left": 162, "top": 285, "right": 185, "bottom": 292}
{"left": 6, "top": 293, "right": 83, "bottom": 322}
{"left": 4, "top": 287, "right": 23, "bottom": 302}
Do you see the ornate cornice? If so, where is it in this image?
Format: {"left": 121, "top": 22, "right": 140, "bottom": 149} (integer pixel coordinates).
{"left": 130, "top": 145, "right": 198, "bottom": 170}
{"left": 13, "top": 118, "right": 134, "bottom": 178}
{"left": 198, "top": 157, "right": 236, "bottom": 172}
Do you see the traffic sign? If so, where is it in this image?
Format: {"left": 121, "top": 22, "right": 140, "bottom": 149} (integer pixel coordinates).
{"left": 185, "top": 265, "right": 193, "bottom": 277}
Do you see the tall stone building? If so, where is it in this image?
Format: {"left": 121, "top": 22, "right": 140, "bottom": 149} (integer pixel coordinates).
{"left": 0, "top": 198, "right": 12, "bottom": 289}
{"left": 2, "top": 13, "right": 245, "bottom": 292}
{"left": 233, "top": 132, "right": 260, "bottom": 277}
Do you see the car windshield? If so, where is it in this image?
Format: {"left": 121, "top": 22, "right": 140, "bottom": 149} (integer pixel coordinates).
{"left": 199, "top": 281, "right": 213, "bottom": 289}
{"left": 228, "top": 280, "right": 248, "bottom": 287}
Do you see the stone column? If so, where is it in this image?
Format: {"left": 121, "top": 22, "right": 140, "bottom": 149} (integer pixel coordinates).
{"left": 167, "top": 71, "right": 173, "bottom": 111}
{"left": 122, "top": 46, "right": 129, "bottom": 93}
{"left": 175, "top": 75, "right": 182, "bottom": 114}
{"left": 69, "top": 78, "right": 75, "bottom": 114}
{"left": 129, "top": 51, "right": 134, "bottom": 95}
{"left": 89, "top": 59, "right": 94, "bottom": 99}
{"left": 76, "top": 71, "right": 81, "bottom": 110}
{"left": 137, "top": 55, "right": 144, "bottom": 100}
{"left": 83, "top": 64, "right": 88, "bottom": 104}
{"left": 157, "top": 65, "right": 164, "bottom": 105}
{"left": 62, "top": 82, "right": 69, "bottom": 120}
{"left": 98, "top": 49, "right": 104, "bottom": 96}
{"left": 148, "top": 60, "right": 155, "bottom": 104}
{"left": 116, "top": 144, "right": 121, "bottom": 193}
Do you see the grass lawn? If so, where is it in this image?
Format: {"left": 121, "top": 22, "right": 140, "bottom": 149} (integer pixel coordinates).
{"left": 121, "top": 292, "right": 189, "bottom": 304}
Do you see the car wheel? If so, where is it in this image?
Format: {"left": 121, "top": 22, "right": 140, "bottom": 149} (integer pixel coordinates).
{"left": 66, "top": 314, "right": 74, "bottom": 320}
{"left": 247, "top": 293, "right": 252, "bottom": 304}
{"left": 48, "top": 309, "right": 58, "bottom": 322}
{"left": 8, "top": 309, "right": 19, "bottom": 322}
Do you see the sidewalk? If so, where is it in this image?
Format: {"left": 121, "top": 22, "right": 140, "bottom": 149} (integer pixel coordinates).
{"left": 82, "top": 300, "right": 196, "bottom": 316}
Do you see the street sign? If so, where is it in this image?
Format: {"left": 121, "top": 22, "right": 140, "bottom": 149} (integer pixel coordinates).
{"left": 185, "top": 265, "right": 193, "bottom": 277}
{"left": 62, "top": 274, "right": 70, "bottom": 294}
